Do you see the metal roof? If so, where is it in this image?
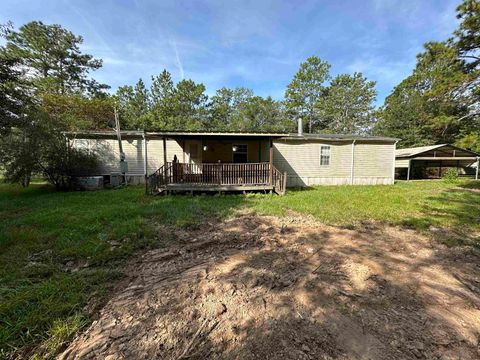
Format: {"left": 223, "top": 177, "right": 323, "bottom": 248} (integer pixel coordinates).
{"left": 396, "top": 144, "right": 480, "bottom": 158}
{"left": 66, "top": 130, "right": 287, "bottom": 138}
{"left": 283, "top": 133, "right": 400, "bottom": 142}
{"left": 66, "top": 130, "right": 399, "bottom": 142}
{"left": 148, "top": 131, "right": 287, "bottom": 138}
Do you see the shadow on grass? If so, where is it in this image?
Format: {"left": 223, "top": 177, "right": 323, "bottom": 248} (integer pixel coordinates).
{"left": 60, "top": 214, "right": 480, "bottom": 360}
{"left": 0, "top": 185, "right": 247, "bottom": 359}
{"left": 402, "top": 182, "right": 480, "bottom": 247}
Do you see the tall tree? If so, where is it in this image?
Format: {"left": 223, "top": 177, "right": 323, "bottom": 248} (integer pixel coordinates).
{"left": 375, "top": 0, "right": 480, "bottom": 150}
{"left": 209, "top": 87, "right": 253, "bottom": 131}
{"left": 0, "top": 21, "right": 107, "bottom": 186}
{"left": 116, "top": 79, "right": 152, "bottom": 130}
{"left": 237, "top": 96, "right": 292, "bottom": 132}
{"left": 41, "top": 93, "right": 115, "bottom": 130}
{"left": 285, "top": 56, "right": 331, "bottom": 133}
{"left": 150, "top": 70, "right": 174, "bottom": 129}
{"left": 454, "top": 0, "right": 480, "bottom": 69}
{"left": 375, "top": 43, "right": 468, "bottom": 147}
{"left": 170, "top": 79, "right": 208, "bottom": 130}
{"left": 1, "top": 21, "right": 108, "bottom": 95}
{"left": 319, "top": 72, "right": 377, "bottom": 134}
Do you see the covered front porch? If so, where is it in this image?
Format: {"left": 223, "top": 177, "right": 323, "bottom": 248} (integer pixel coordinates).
{"left": 146, "top": 132, "right": 287, "bottom": 195}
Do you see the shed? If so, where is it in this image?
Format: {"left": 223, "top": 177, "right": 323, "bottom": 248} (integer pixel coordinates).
{"left": 395, "top": 144, "right": 480, "bottom": 180}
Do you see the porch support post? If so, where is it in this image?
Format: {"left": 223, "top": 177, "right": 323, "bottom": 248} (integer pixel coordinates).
{"left": 476, "top": 157, "right": 479, "bottom": 180}
{"left": 269, "top": 138, "right": 273, "bottom": 186}
{"left": 407, "top": 159, "right": 411, "bottom": 181}
{"left": 163, "top": 137, "right": 167, "bottom": 182}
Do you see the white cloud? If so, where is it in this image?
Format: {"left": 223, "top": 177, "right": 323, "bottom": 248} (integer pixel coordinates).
{"left": 170, "top": 38, "right": 185, "bottom": 80}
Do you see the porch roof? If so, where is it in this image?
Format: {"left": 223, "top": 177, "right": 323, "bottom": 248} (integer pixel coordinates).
{"left": 147, "top": 131, "right": 287, "bottom": 140}
{"left": 66, "top": 130, "right": 287, "bottom": 140}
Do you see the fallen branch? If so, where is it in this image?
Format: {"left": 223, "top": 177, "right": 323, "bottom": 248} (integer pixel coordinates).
{"left": 175, "top": 318, "right": 221, "bottom": 360}
{"left": 337, "top": 289, "right": 364, "bottom": 298}
{"left": 176, "top": 318, "right": 208, "bottom": 360}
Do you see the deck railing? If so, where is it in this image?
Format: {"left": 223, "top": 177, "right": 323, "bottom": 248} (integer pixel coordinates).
{"left": 169, "top": 162, "right": 271, "bottom": 185}
{"left": 147, "top": 162, "right": 286, "bottom": 194}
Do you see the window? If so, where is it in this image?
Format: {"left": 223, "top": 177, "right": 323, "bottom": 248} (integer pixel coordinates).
{"left": 320, "top": 145, "right": 331, "bottom": 166}
{"left": 233, "top": 144, "right": 248, "bottom": 163}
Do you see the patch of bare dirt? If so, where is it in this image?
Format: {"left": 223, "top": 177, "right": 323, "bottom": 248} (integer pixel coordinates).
{"left": 59, "top": 213, "right": 480, "bottom": 360}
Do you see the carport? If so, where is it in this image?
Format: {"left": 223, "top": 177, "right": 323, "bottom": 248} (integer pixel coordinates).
{"left": 395, "top": 144, "right": 479, "bottom": 180}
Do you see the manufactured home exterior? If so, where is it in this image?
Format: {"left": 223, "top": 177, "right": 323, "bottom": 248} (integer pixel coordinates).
{"left": 273, "top": 134, "right": 397, "bottom": 186}
{"left": 69, "top": 131, "right": 398, "bottom": 192}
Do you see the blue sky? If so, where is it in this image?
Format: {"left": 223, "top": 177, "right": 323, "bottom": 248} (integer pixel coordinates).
{"left": 1, "top": 0, "right": 460, "bottom": 105}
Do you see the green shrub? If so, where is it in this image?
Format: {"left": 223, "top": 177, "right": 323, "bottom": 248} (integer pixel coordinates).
{"left": 443, "top": 168, "right": 459, "bottom": 182}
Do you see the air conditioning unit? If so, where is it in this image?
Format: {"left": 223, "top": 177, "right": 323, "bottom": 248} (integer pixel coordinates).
{"left": 110, "top": 173, "right": 123, "bottom": 187}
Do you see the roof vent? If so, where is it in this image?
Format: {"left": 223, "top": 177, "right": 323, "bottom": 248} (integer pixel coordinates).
{"left": 298, "top": 118, "right": 303, "bottom": 136}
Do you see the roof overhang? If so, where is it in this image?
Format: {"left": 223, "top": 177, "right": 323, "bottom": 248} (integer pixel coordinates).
{"left": 65, "top": 130, "right": 400, "bottom": 143}
{"left": 396, "top": 144, "right": 480, "bottom": 159}
{"left": 279, "top": 133, "right": 400, "bottom": 143}
{"left": 411, "top": 157, "right": 478, "bottom": 161}
{"left": 65, "top": 130, "right": 287, "bottom": 140}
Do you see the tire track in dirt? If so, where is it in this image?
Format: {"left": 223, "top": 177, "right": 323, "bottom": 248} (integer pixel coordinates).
{"left": 59, "top": 213, "right": 480, "bottom": 360}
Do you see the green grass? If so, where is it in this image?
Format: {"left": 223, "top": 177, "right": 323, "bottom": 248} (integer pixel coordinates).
{"left": 0, "top": 184, "right": 242, "bottom": 359}
{"left": 0, "top": 180, "right": 479, "bottom": 358}
{"left": 250, "top": 180, "right": 480, "bottom": 244}
{"left": 251, "top": 180, "right": 480, "bottom": 232}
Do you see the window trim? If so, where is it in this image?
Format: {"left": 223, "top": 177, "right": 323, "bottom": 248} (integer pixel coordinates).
{"left": 232, "top": 143, "right": 248, "bottom": 163}
{"left": 320, "top": 145, "right": 331, "bottom": 166}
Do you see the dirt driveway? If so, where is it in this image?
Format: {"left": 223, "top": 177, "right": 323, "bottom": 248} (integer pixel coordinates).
{"left": 59, "top": 212, "right": 480, "bottom": 360}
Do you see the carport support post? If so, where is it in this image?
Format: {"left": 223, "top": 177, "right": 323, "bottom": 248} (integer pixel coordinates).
{"left": 476, "top": 157, "right": 479, "bottom": 180}
{"left": 407, "top": 159, "right": 411, "bottom": 181}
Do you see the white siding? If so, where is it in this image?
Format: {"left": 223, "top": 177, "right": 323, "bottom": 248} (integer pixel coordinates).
{"left": 273, "top": 140, "right": 352, "bottom": 186}
{"left": 395, "top": 159, "right": 410, "bottom": 168}
{"left": 273, "top": 139, "right": 395, "bottom": 186}
{"left": 353, "top": 142, "right": 395, "bottom": 185}
{"left": 71, "top": 138, "right": 183, "bottom": 177}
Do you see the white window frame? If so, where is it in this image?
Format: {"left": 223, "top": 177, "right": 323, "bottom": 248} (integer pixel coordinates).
{"left": 232, "top": 144, "right": 248, "bottom": 163}
{"left": 320, "top": 145, "right": 331, "bottom": 166}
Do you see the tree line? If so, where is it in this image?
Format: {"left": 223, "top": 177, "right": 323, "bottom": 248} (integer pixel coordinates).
{"left": 1, "top": 0, "right": 480, "bottom": 187}
{"left": 374, "top": 0, "right": 480, "bottom": 150}
{"left": 115, "top": 60, "right": 376, "bottom": 134}
{"left": 0, "top": 22, "right": 378, "bottom": 136}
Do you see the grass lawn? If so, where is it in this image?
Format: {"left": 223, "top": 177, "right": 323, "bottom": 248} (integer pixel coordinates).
{"left": 251, "top": 180, "right": 480, "bottom": 243}
{"left": 0, "top": 180, "right": 479, "bottom": 358}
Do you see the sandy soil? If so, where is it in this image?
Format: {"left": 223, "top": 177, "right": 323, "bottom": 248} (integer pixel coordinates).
{"left": 59, "top": 212, "right": 480, "bottom": 360}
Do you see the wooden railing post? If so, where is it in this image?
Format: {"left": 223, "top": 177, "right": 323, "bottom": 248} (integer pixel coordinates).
{"left": 269, "top": 138, "right": 273, "bottom": 186}
{"left": 163, "top": 137, "right": 168, "bottom": 184}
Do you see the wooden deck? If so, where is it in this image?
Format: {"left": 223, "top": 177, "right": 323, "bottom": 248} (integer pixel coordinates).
{"left": 147, "top": 162, "right": 286, "bottom": 195}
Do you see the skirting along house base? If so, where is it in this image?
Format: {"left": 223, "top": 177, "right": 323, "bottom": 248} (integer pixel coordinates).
{"left": 68, "top": 130, "right": 399, "bottom": 194}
